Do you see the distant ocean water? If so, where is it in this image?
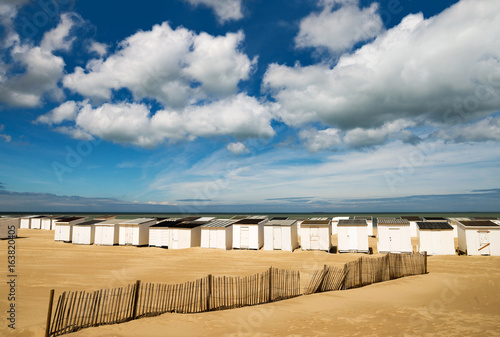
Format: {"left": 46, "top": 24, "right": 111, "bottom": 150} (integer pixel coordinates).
{"left": 4, "top": 211, "right": 500, "bottom": 221}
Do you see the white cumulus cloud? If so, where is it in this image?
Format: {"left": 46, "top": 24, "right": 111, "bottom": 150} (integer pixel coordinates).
{"left": 264, "top": 0, "right": 500, "bottom": 142}
{"left": 183, "top": 0, "right": 243, "bottom": 23}
{"left": 299, "top": 127, "right": 342, "bottom": 152}
{"left": 226, "top": 142, "right": 249, "bottom": 155}
{"left": 296, "top": 0, "right": 384, "bottom": 54}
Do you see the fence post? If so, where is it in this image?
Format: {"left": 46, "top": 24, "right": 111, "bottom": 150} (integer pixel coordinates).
{"left": 424, "top": 251, "right": 427, "bottom": 274}
{"left": 132, "top": 280, "right": 141, "bottom": 320}
{"left": 268, "top": 267, "right": 272, "bottom": 302}
{"left": 358, "top": 258, "right": 363, "bottom": 287}
{"left": 45, "top": 289, "right": 55, "bottom": 337}
{"left": 206, "top": 274, "right": 212, "bottom": 311}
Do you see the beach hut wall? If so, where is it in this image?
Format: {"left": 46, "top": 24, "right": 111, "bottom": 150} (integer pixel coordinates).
{"left": 400, "top": 216, "right": 422, "bottom": 237}
{"left": 232, "top": 218, "right": 268, "bottom": 250}
{"left": 330, "top": 217, "right": 349, "bottom": 235}
{"left": 118, "top": 218, "right": 156, "bottom": 246}
{"left": 263, "top": 220, "right": 298, "bottom": 252}
{"left": 200, "top": 219, "right": 236, "bottom": 250}
{"left": 337, "top": 220, "right": 369, "bottom": 253}
{"left": 416, "top": 222, "right": 455, "bottom": 255}
{"left": 54, "top": 217, "right": 87, "bottom": 242}
{"left": 353, "top": 216, "right": 374, "bottom": 236}
{"left": 94, "top": 219, "right": 123, "bottom": 246}
{"left": 19, "top": 215, "right": 39, "bottom": 229}
{"left": 299, "top": 218, "right": 332, "bottom": 252}
{"left": 376, "top": 218, "right": 412, "bottom": 254}
{"left": 457, "top": 220, "right": 500, "bottom": 256}
{"left": 72, "top": 220, "right": 105, "bottom": 245}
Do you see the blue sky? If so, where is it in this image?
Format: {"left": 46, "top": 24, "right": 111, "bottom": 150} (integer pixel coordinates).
{"left": 0, "top": 0, "right": 499, "bottom": 212}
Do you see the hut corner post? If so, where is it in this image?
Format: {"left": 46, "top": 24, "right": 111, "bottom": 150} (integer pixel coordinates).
{"left": 45, "top": 289, "right": 55, "bottom": 337}
{"left": 424, "top": 251, "right": 428, "bottom": 274}
{"left": 132, "top": 280, "right": 141, "bottom": 320}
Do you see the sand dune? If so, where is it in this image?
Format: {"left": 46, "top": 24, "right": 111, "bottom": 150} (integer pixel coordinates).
{"left": 1, "top": 229, "right": 500, "bottom": 336}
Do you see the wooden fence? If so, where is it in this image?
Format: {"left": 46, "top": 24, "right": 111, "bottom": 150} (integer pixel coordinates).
{"left": 45, "top": 267, "right": 300, "bottom": 337}
{"left": 45, "top": 253, "right": 427, "bottom": 337}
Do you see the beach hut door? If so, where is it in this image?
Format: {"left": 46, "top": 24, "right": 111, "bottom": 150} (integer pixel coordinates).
{"left": 389, "top": 228, "right": 400, "bottom": 253}
{"left": 478, "top": 231, "right": 490, "bottom": 255}
{"left": 431, "top": 232, "right": 442, "bottom": 255}
{"left": 240, "top": 226, "right": 250, "bottom": 249}
{"left": 209, "top": 230, "right": 217, "bottom": 248}
{"left": 310, "top": 227, "right": 320, "bottom": 250}
{"left": 124, "top": 227, "right": 134, "bottom": 245}
{"left": 347, "top": 226, "right": 357, "bottom": 249}
{"left": 273, "top": 227, "right": 282, "bottom": 249}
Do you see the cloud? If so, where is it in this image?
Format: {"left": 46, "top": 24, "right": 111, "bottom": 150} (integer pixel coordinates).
{"left": 343, "top": 119, "right": 417, "bottom": 148}
{"left": 63, "top": 23, "right": 255, "bottom": 108}
{"left": 296, "top": 0, "right": 384, "bottom": 54}
{"left": 35, "top": 100, "right": 80, "bottom": 125}
{"left": 264, "top": 0, "right": 500, "bottom": 145}
{"left": 299, "top": 127, "right": 342, "bottom": 152}
{"left": 183, "top": 0, "right": 243, "bottom": 23}
{"left": 0, "top": 12, "right": 80, "bottom": 107}
{"left": 87, "top": 41, "right": 108, "bottom": 57}
{"left": 226, "top": 142, "right": 249, "bottom": 155}
{"left": 0, "top": 124, "right": 11, "bottom": 142}
{"left": 433, "top": 116, "right": 500, "bottom": 143}
{"left": 40, "top": 13, "right": 80, "bottom": 52}
{"left": 37, "top": 94, "right": 276, "bottom": 147}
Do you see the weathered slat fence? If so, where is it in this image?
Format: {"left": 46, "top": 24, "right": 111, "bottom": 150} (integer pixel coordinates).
{"left": 46, "top": 253, "right": 427, "bottom": 337}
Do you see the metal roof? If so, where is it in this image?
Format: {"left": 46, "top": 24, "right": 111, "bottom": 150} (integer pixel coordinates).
{"left": 353, "top": 216, "right": 372, "bottom": 220}
{"left": 94, "top": 215, "right": 116, "bottom": 220}
{"left": 265, "top": 219, "right": 297, "bottom": 226}
{"left": 150, "top": 219, "right": 184, "bottom": 228}
{"left": 56, "top": 217, "right": 86, "bottom": 223}
{"left": 94, "top": 219, "right": 123, "bottom": 225}
{"left": 120, "top": 218, "right": 156, "bottom": 225}
{"left": 270, "top": 217, "right": 289, "bottom": 220}
{"left": 377, "top": 218, "right": 410, "bottom": 225}
{"left": 417, "top": 221, "right": 453, "bottom": 230}
{"left": 230, "top": 215, "right": 249, "bottom": 220}
{"left": 422, "top": 217, "right": 447, "bottom": 221}
{"left": 459, "top": 220, "right": 499, "bottom": 228}
{"left": 308, "top": 217, "right": 329, "bottom": 221}
{"left": 202, "top": 219, "right": 236, "bottom": 228}
{"left": 338, "top": 219, "right": 367, "bottom": 226}
{"left": 179, "top": 216, "right": 200, "bottom": 222}
{"left": 196, "top": 217, "right": 216, "bottom": 222}
{"left": 234, "top": 218, "right": 266, "bottom": 225}
{"left": 247, "top": 215, "right": 268, "bottom": 220}
{"left": 74, "top": 220, "right": 105, "bottom": 226}
{"left": 400, "top": 216, "right": 422, "bottom": 221}
{"left": 301, "top": 219, "right": 331, "bottom": 225}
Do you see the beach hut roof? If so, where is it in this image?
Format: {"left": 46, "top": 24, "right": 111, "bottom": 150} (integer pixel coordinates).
{"left": 265, "top": 219, "right": 297, "bottom": 226}
{"left": 422, "top": 216, "right": 447, "bottom": 221}
{"left": 196, "top": 217, "right": 216, "bottom": 222}
{"left": 400, "top": 216, "right": 421, "bottom": 221}
{"left": 56, "top": 216, "right": 86, "bottom": 223}
{"left": 74, "top": 220, "right": 105, "bottom": 226}
{"left": 353, "top": 216, "right": 372, "bottom": 220}
{"left": 230, "top": 215, "right": 249, "bottom": 220}
{"left": 120, "top": 218, "right": 155, "bottom": 225}
{"left": 471, "top": 216, "right": 498, "bottom": 220}
{"left": 94, "top": 219, "right": 122, "bottom": 225}
{"left": 338, "top": 219, "right": 367, "bottom": 226}
{"left": 234, "top": 218, "right": 265, "bottom": 225}
{"left": 247, "top": 215, "right": 268, "bottom": 220}
{"left": 301, "top": 219, "right": 330, "bottom": 225}
{"left": 459, "top": 220, "right": 499, "bottom": 228}
{"left": 417, "top": 221, "right": 453, "bottom": 230}
{"left": 150, "top": 219, "right": 184, "bottom": 228}
{"left": 270, "top": 217, "right": 289, "bottom": 220}
{"left": 178, "top": 216, "right": 201, "bottom": 222}
{"left": 94, "top": 215, "right": 116, "bottom": 220}
{"left": 172, "top": 220, "right": 209, "bottom": 229}
{"left": 202, "top": 219, "right": 236, "bottom": 228}
{"left": 377, "top": 218, "right": 410, "bottom": 225}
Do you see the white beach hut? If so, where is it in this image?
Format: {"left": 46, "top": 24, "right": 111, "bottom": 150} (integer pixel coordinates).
{"left": 457, "top": 220, "right": 500, "bottom": 256}
{"left": 263, "top": 219, "right": 298, "bottom": 252}
{"left": 94, "top": 219, "right": 123, "bottom": 246}
{"left": 447, "top": 218, "right": 470, "bottom": 238}
{"left": 54, "top": 217, "right": 87, "bottom": 242}
{"left": 41, "top": 216, "right": 55, "bottom": 230}
{"left": 94, "top": 215, "right": 117, "bottom": 221}
{"left": 331, "top": 216, "right": 349, "bottom": 235}
{"left": 377, "top": 218, "right": 412, "bottom": 254}
{"left": 168, "top": 219, "right": 213, "bottom": 249}
{"left": 118, "top": 218, "right": 156, "bottom": 246}
{"left": 30, "top": 215, "right": 49, "bottom": 229}
{"left": 337, "top": 219, "right": 369, "bottom": 253}
{"left": 47, "top": 216, "right": 68, "bottom": 230}
{"left": 200, "top": 219, "right": 236, "bottom": 250}
{"left": 400, "top": 216, "right": 421, "bottom": 237}
{"left": 72, "top": 220, "right": 105, "bottom": 245}
{"left": 0, "top": 218, "right": 19, "bottom": 239}
{"left": 232, "top": 218, "right": 268, "bottom": 250}
{"left": 353, "top": 216, "right": 373, "bottom": 236}
{"left": 19, "top": 215, "right": 39, "bottom": 229}
{"left": 416, "top": 221, "right": 455, "bottom": 255}
{"left": 300, "top": 218, "right": 332, "bottom": 252}
{"left": 148, "top": 218, "right": 182, "bottom": 248}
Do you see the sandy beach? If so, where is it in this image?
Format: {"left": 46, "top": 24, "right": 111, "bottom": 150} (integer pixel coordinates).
{"left": 2, "top": 229, "right": 500, "bottom": 336}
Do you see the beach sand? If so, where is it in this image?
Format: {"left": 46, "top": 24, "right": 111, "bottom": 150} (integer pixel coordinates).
{"left": 1, "top": 229, "right": 500, "bottom": 336}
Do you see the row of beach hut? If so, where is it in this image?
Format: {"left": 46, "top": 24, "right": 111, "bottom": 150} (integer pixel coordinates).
{"left": 12, "top": 214, "right": 500, "bottom": 256}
